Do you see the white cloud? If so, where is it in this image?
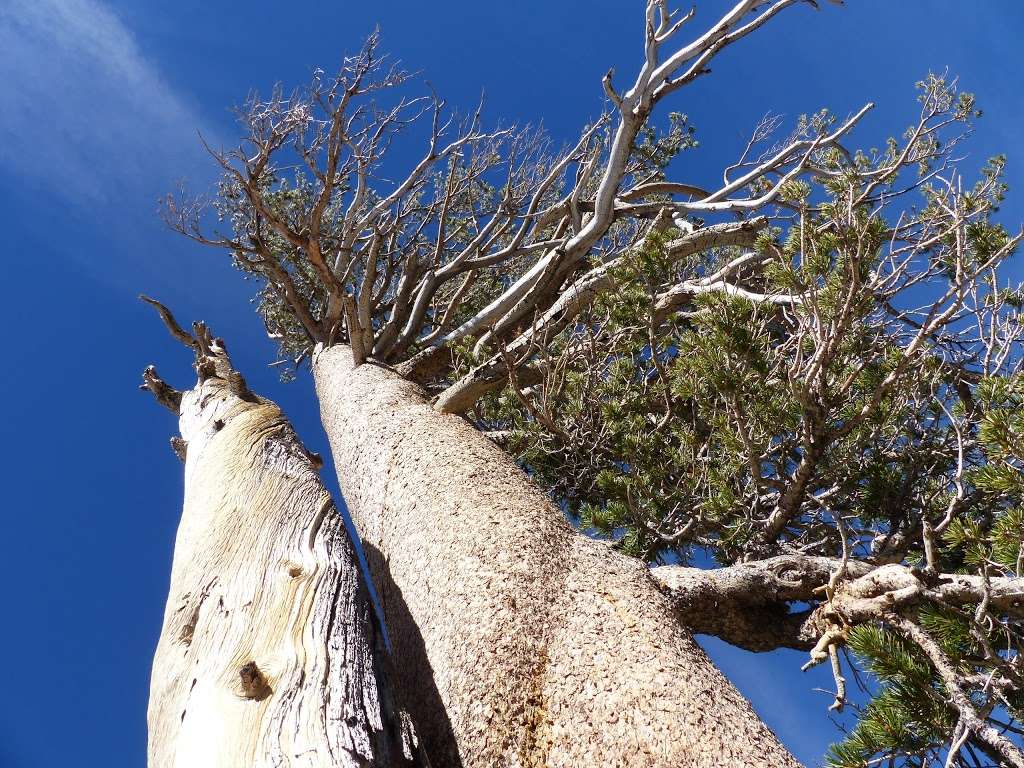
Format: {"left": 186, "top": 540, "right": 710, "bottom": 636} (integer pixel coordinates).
{"left": 0, "top": 0, "right": 216, "bottom": 203}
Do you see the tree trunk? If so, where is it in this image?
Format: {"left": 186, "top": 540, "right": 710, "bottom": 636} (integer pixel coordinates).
{"left": 145, "top": 333, "right": 423, "bottom": 768}
{"left": 313, "top": 344, "right": 801, "bottom": 768}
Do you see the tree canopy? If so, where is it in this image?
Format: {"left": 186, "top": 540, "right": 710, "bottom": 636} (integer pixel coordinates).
{"left": 166, "top": 2, "right": 1024, "bottom": 765}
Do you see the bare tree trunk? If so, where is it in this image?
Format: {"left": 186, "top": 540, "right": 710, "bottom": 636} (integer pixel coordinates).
{"left": 314, "top": 344, "right": 801, "bottom": 768}
{"left": 144, "top": 320, "right": 423, "bottom": 768}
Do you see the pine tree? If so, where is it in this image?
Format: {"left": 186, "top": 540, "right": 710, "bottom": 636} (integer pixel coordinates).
{"left": 152, "top": 3, "right": 1024, "bottom": 765}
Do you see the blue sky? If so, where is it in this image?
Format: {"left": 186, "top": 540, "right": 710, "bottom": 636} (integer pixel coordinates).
{"left": 1, "top": 2, "right": 1022, "bottom": 766}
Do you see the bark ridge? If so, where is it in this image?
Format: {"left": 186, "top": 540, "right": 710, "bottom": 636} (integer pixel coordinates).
{"left": 144, "top": 314, "right": 423, "bottom": 768}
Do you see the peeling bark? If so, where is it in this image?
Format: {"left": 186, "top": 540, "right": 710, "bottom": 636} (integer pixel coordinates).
{"left": 314, "top": 344, "right": 801, "bottom": 768}
{"left": 144, "top": 319, "right": 423, "bottom": 768}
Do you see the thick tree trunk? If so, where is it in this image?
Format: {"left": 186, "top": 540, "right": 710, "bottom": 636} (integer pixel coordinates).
{"left": 146, "top": 332, "right": 422, "bottom": 767}
{"left": 314, "top": 344, "right": 801, "bottom": 768}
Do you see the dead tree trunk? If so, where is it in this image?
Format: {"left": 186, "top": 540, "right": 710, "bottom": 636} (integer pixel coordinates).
{"left": 142, "top": 304, "right": 423, "bottom": 768}
{"left": 314, "top": 344, "right": 800, "bottom": 768}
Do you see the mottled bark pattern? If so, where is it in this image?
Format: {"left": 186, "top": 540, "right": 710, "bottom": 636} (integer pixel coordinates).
{"left": 314, "top": 345, "right": 800, "bottom": 768}
{"left": 148, "top": 358, "right": 421, "bottom": 767}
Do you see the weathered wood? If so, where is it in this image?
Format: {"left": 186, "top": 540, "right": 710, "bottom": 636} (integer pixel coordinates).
{"left": 145, "top": 329, "right": 422, "bottom": 768}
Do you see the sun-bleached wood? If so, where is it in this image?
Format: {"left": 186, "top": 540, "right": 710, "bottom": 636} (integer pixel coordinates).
{"left": 145, "top": 329, "right": 422, "bottom": 768}
{"left": 314, "top": 344, "right": 801, "bottom": 768}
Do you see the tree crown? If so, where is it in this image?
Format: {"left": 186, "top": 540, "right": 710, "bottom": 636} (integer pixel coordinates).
{"left": 168, "top": 3, "right": 1024, "bottom": 765}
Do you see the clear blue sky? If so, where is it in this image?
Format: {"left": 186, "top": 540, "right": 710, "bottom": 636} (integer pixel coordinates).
{"left": 1, "top": 2, "right": 1022, "bottom": 766}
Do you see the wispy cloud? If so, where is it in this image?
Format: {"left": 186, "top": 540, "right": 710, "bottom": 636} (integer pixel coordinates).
{"left": 0, "top": 0, "right": 215, "bottom": 204}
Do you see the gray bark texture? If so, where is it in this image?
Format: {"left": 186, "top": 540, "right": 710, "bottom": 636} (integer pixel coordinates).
{"left": 650, "top": 556, "right": 873, "bottom": 653}
{"left": 146, "top": 333, "right": 423, "bottom": 768}
{"left": 313, "top": 344, "right": 801, "bottom": 768}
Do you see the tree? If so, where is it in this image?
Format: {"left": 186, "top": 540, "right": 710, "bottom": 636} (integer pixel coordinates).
{"left": 139, "top": 299, "right": 425, "bottom": 768}
{"left": 154, "top": 1, "right": 1024, "bottom": 765}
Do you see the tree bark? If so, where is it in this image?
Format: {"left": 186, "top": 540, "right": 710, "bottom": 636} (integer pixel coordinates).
{"left": 145, "top": 334, "right": 423, "bottom": 768}
{"left": 313, "top": 344, "right": 802, "bottom": 768}
{"left": 650, "top": 556, "right": 874, "bottom": 653}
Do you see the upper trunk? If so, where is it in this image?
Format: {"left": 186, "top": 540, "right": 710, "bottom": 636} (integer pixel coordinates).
{"left": 145, "top": 328, "right": 423, "bottom": 768}
{"left": 314, "top": 344, "right": 801, "bottom": 768}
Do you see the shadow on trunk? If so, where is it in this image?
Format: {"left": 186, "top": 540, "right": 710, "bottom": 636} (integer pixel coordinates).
{"left": 365, "top": 541, "right": 464, "bottom": 768}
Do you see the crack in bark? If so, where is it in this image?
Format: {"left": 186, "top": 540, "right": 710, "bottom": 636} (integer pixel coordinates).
{"left": 143, "top": 306, "right": 427, "bottom": 767}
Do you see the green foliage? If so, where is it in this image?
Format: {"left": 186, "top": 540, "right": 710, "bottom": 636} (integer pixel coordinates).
{"left": 632, "top": 112, "right": 698, "bottom": 173}
{"left": 183, "top": 54, "right": 1023, "bottom": 765}
{"left": 829, "top": 625, "right": 955, "bottom": 768}
{"left": 485, "top": 79, "right": 1024, "bottom": 766}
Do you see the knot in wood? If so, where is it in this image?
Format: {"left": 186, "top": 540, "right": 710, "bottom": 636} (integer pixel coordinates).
{"left": 238, "top": 661, "right": 272, "bottom": 701}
